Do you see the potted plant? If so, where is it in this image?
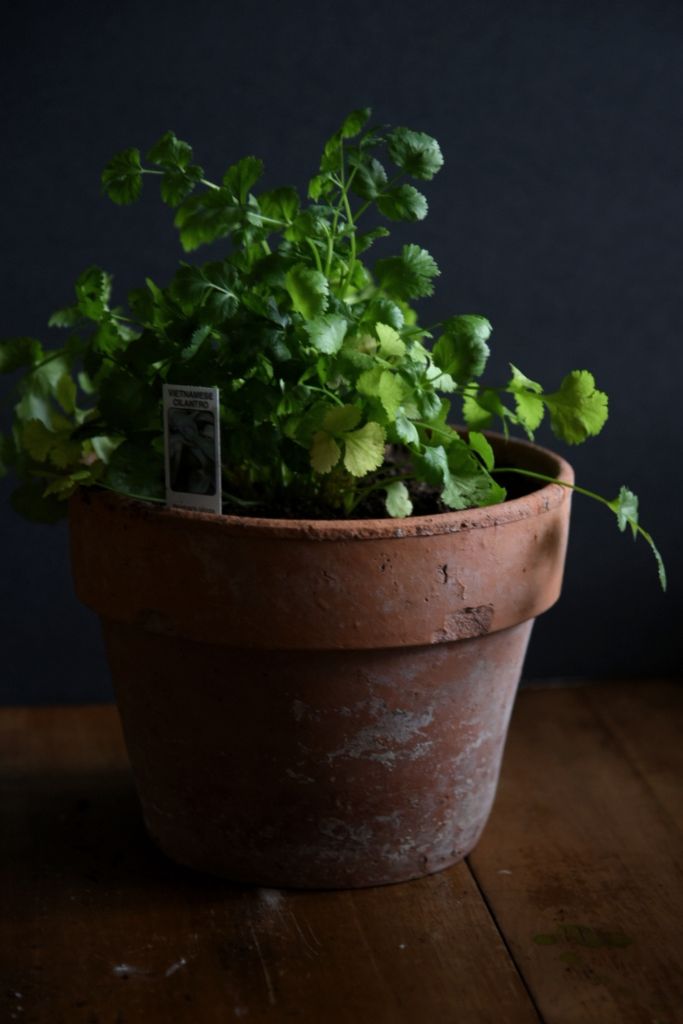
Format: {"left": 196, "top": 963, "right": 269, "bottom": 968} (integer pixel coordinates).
{"left": 0, "top": 109, "right": 664, "bottom": 888}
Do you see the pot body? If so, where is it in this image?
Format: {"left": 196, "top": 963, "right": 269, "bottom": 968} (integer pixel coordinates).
{"left": 70, "top": 436, "right": 573, "bottom": 888}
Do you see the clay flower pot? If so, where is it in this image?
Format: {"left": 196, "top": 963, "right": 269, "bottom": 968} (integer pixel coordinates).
{"left": 69, "top": 435, "right": 573, "bottom": 889}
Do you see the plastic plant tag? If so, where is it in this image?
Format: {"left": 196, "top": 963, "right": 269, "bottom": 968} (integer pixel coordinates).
{"left": 163, "top": 384, "right": 222, "bottom": 513}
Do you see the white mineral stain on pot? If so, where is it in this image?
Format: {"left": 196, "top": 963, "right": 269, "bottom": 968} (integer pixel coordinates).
{"left": 285, "top": 768, "right": 315, "bottom": 784}
{"left": 290, "top": 699, "right": 320, "bottom": 723}
{"left": 325, "top": 704, "right": 435, "bottom": 766}
{"left": 317, "top": 818, "right": 374, "bottom": 846}
{"left": 374, "top": 810, "right": 402, "bottom": 828}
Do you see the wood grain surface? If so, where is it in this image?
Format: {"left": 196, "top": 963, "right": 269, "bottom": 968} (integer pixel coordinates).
{"left": 1, "top": 683, "right": 681, "bottom": 1024}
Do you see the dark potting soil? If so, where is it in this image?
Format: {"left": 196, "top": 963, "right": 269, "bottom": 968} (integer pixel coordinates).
{"left": 220, "top": 460, "right": 542, "bottom": 521}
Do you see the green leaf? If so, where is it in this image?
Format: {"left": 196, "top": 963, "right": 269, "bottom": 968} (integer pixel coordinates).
{"left": 377, "top": 184, "right": 428, "bottom": 222}
{"left": 43, "top": 469, "right": 93, "bottom": 498}
{"left": 462, "top": 389, "right": 506, "bottom": 430}
{"left": 343, "top": 422, "right": 386, "bottom": 477}
{"left": 375, "top": 245, "right": 440, "bottom": 300}
{"left": 375, "top": 322, "right": 406, "bottom": 358}
{"left": 285, "top": 264, "right": 329, "bottom": 320}
{"left": 355, "top": 226, "right": 390, "bottom": 254}
{"left": 543, "top": 370, "right": 609, "bottom": 444}
{"left": 507, "top": 363, "right": 544, "bottom": 436}
{"left": 21, "top": 419, "right": 81, "bottom": 468}
{"left": 75, "top": 266, "right": 113, "bottom": 322}
{"left": 323, "top": 404, "right": 362, "bottom": 433}
{"left": 432, "top": 315, "right": 492, "bottom": 382}
{"left": 48, "top": 433, "right": 83, "bottom": 469}
{"left": 101, "top": 147, "right": 142, "bottom": 204}
{"left": 508, "top": 363, "right": 542, "bottom": 395}
{"left": 339, "top": 108, "right": 371, "bottom": 139}
{"left": 105, "top": 439, "right": 164, "bottom": 499}
{"left": 259, "top": 187, "right": 299, "bottom": 224}
{"left": 174, "top": 188, "right": 243, "bottom": 251}
{"left": 21, "top": 419, "right": 54, "bottom": 461}
{"left": 394, "top": 412, "right": 419, "bottom": 445}
{"left": 305, "top": 314, "right": 347, "bottom": 354}
{"left": 160, "top": 164, "right": 204, "bottom": 206}
{"left": 385, "top": 480, "right": 412, "bottom": 518}
{"left": 172, "top": 262, "right": 239, "bottom": 323}
{"left": 91, "top": 435, "right": 119, "bottom": 463}
{"left": 441, "top": 439, "right": 506, "bottom": 510}
{"left": 283, "top": 211, "right": 325, "bottom": 245}
{"left": 413, "top": 444, "right": 449, "bottom": 485}
{"left": 98, "top": 371, "right": 159, "bottom": 432}
{"left": 182, "top": 324, "right": 213, "bottom": 360}
{"left": 377, "top": 371, "right": 406, "bottom": 418}
{"left": 48, "top": 307, "right": 81, "bottom": 328}
{"left": 363, "top": 298, "right": 403, "bottom": 330}
{"left": 428, "top": 370, "right": 457, "bottom": 393}
{"left": 55, "top": 373, "right": 77, "bottom": 414}
{"left": 307, "top": 173, "right": 335, "bottom": 201}
{"left": 357, "top": 365, "right": 383, "bottom": 398}
{"left": 147, "top": 131, "right": 193, "bottom": 168}
{"left": 321, "top": 109, "right": 372, "bottom": 173}
{"left": 606, "top": 485, "right": 667, "bottom": 590}
{"left": 13, "top": 353, "right": 73, "bottom": 428}
{"left": 0, "top": 337, "right": 43, "bottom": 374}
{"left": 223, "top": 156, "right": 265, "bottom": 203}
{"left": 608, "top": 484, "right": 639, "bottom": 535}
{"left": 349, "top": 157, "right": 387, "bottom": 200}
{"left": 468, "top": 431, "right": 495, "bottom": 471}
{"left": 10, "top": 481, "right": 66, "bottom": 523}
{"left": 415, "top": 387, "right": 443, "bottom": 420}
{"left": 146, "top": 135, "right": 205, "bottom": 205}
{"left": 387, "top": 128, "right": 443, "bottom": 180}
{"left": 310, "top": 431, "right": 341, "bottom": 473}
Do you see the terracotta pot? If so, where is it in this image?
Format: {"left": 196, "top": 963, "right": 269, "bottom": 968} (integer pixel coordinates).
{"left": 69, "top": 435, "right": 573, "bottom": 888}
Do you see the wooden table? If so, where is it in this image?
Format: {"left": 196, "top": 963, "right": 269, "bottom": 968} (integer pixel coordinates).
{"left": 2, "top": 682, "right": 682, "bottom": 1024}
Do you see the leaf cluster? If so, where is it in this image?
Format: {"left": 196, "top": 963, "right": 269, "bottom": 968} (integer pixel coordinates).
{"left": 0, "top": 110, "right": 664, "bottom": 584}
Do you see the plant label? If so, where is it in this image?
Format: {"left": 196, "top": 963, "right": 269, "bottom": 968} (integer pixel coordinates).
{"left": 163, "top": 384, "right": 222, "bottom": 513}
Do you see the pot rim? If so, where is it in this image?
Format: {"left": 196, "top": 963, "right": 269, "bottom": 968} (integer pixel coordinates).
{"left": 84, "top": 433, "right": 574, "bottom": 542}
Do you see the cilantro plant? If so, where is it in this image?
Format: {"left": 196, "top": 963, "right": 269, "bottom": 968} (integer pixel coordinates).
{"left": 0, "top": 108, "right": 665, "bottom": 587}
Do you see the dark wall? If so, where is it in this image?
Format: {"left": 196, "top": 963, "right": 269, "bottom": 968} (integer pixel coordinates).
{"left": 1, "top": 0, "right": 681, "bottom": 704}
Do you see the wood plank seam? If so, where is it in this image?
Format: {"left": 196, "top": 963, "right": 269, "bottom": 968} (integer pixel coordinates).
{"left": 464, "top": 857, "right": 546, "bottom": 1024}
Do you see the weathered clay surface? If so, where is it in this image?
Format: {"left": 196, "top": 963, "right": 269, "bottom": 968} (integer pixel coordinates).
{"left": 104, "top": 619, "right": 533, "bottom": 888}
{"left": 70, "top": 436, "right": 573, "bottom": 651}
{"left": 69, "top": 434, "right": 574, "bottom": 888}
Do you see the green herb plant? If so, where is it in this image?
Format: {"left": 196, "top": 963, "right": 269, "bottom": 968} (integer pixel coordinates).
{"left": 0, "top": 108, "right": 665, "bottom": 587}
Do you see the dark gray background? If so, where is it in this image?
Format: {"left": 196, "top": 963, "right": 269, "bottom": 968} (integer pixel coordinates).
{"left": 1, "top": 0, "right": 680, "bottom": 704}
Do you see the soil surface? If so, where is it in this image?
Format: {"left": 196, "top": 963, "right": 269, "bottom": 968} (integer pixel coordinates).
{"left": 220, "top": 454, "right": 541, "bottom": 520}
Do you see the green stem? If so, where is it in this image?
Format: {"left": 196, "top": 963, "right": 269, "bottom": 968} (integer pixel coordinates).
{"left": 111, "top": 312, "right": 142, "bottom": 327}
{"left": 351, "top": 172, "right": 403, "bottom": 224}
{"left": 24, "top": 349, "right": 68, "bottom": 377}
{"left": 414, "top": 420, "right": 458, "bottom": 442}
{"left": 492, "top": 466, "right": 667, "bottom": 590}
{"left": 322, "top": 221, "right": 335, "bottom": 278}
{"left": 339, "top": 188, "right": 357, "bottom": 298}
{"left": 142, "top": 168, "right": 220, "bottom": 192}
{"left": 347, "top": 472, "right": 415, "bottom": 514}
{"left": 491, "top": 466, "right": 602, "bottom": 503}
{"left": 304, "top": 385, "right": 344, "bottom": 406}
{"left": 306, "top": 238, "right": 323, "bottom": 274}
{"left": 96, "top": 480, "right": 166, "bottom": 504}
